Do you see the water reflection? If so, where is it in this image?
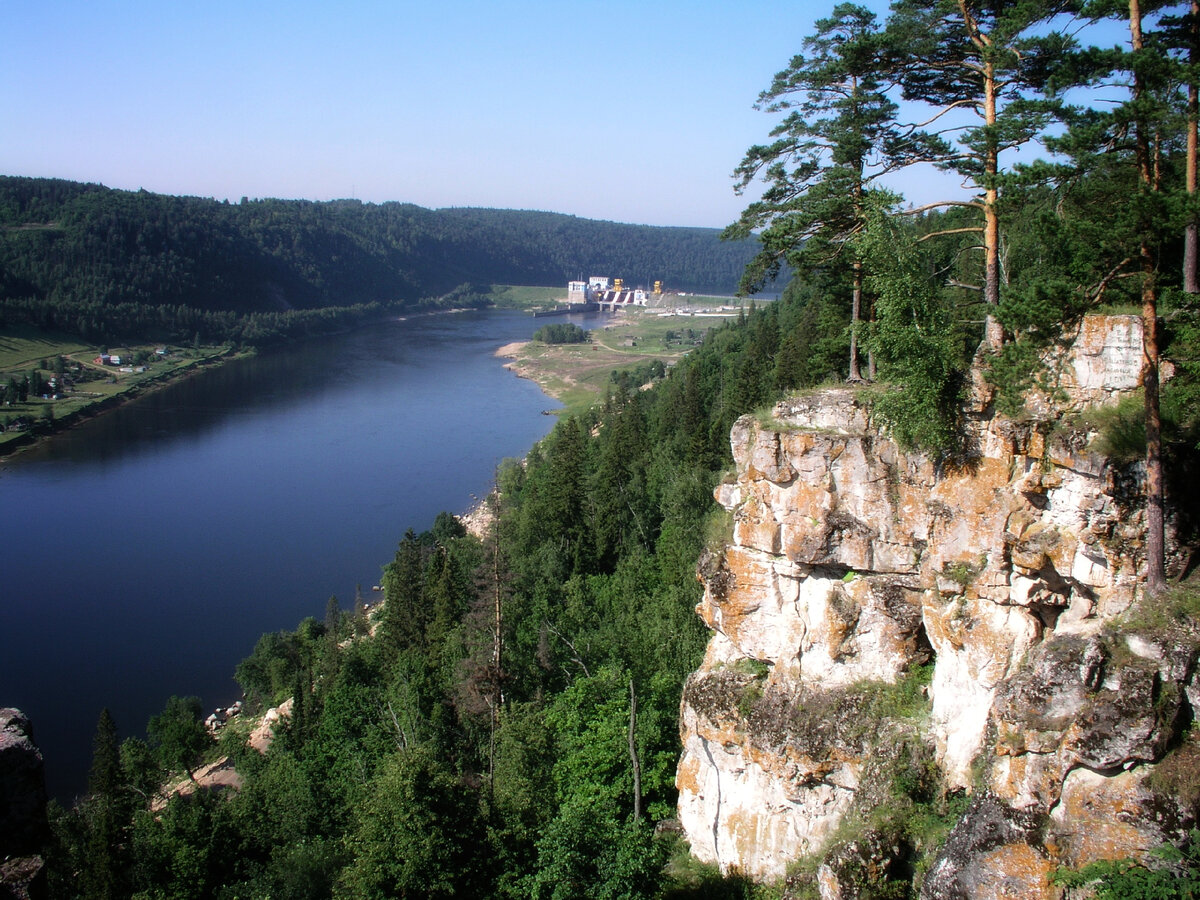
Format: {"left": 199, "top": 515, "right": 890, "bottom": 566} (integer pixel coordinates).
{"left": 0, "top": 309, "right": 564, "bottom": 800}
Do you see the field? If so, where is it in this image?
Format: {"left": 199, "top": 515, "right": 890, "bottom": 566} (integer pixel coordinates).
{"left": 0, "top": 326, "right": 93, "bottom": 369}
{"left": 0, "top": 329, "right": 235, "bottom": 455}
{"left": 488, "top": 285, "right": 566, "bottom": 309}
{"left": 498, "top": 301, "right": 742, "bottom": 415}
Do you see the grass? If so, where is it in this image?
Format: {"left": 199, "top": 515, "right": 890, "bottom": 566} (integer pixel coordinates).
{"left": 0, "top": 334, "right": 236, "bottom": 455}
{"left": 1119, "top": 578, "right": 1200, "bottom": 634}
{"left": 500, "top": 304, "right": 739, "bottom": 416}
{"left": 1081, "top": 392, "right": 1148, "bottom": 463}
{"left": 488, "top": 285, "right": 565, "bottom": 309}
{"left": 0, "top": 325, "right": 93, "bottom": 368}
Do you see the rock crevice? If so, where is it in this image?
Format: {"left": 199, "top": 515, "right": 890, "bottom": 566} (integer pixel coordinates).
{"left": 676, "top": 316, "right": 1197, "bottom": 896}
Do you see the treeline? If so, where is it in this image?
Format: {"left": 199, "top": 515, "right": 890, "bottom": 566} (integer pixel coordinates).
{"left": 0, "top": 294, "right": 415, "bottom": 348}
{"left": 0, "top": 177, "right": 758, "bottom": 320}
{"left": 532, "top": 322, "right": 589, "bottom": 344}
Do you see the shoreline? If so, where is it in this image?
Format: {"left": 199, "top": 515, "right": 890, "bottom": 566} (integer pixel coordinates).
{"left": 0, "top": 347, "right": 241, "bottom": 466}
{"left": 493, "top": 340, "right": 549, "bottom": 392}
{"left": 0, "top": 307, "right": 485, "bottom": 466}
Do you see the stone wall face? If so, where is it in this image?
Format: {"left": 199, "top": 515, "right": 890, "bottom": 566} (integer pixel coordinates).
{"left": 676, "top": 316, "right": 1198, "bottom": 895}
{"left": 0, "top": 708, "right": 49, "bottom": 900}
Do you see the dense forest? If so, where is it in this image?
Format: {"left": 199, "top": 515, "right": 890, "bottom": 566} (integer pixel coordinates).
{"left": 43, "top": 281, "right": 1198, "bottom": 899}
{"left": 0, "top": 177, "right": 758, "bottom": 347}
{"left": 25, "top": 0, "right": 1200, "bottom": 897}
{"left": 42, "top": 291, "right": 861, "bottom": 900}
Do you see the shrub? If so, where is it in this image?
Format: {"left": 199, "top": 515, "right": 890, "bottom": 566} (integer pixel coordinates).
{"left": 533, "top": 322, "right": 589, "bottom": 344}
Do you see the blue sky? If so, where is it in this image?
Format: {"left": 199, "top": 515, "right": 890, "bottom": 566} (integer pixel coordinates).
{"left": 2, "top": 1, "right": 1125, "bottom": 228}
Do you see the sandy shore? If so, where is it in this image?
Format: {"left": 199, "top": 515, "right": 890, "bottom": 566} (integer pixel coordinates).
{"left": 495, "top": 341, "right": 528, "bottom": 357}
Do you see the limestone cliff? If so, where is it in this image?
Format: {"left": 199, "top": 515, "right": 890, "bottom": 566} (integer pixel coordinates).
{"left": 676, "top": 316, "right": 1198, "bottom": 898}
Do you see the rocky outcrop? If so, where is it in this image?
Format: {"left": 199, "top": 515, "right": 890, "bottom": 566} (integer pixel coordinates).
{"left": 676, "top": 316, "right": 1198, "bottom": 896}
{"left": 0, "top": 709, "right": 48, "bottom": 900}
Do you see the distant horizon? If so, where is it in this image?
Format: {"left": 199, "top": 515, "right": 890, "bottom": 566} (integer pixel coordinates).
{"left": 3, "top": 165, "right": 971, "bottom": 233}
{"left": 3, "top": 171, "right": 756, "bottom": 231}
{"left": 3, "top": 1, "right": 1132, "bottom": 231}
{"left": 3, "top": 0, "right": 964, "bottom": 231}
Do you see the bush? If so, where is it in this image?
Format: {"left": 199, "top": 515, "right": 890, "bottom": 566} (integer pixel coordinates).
{"left": 1050, "top": 829, "right": 1200, "bottom": 899}
{"left": 534, "top": 322, "right": 589, "bottom": 344}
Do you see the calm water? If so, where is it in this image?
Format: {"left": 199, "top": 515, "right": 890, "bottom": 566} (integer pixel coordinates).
{"left": 0, "top": 309, "right": 580, "bottom": 800}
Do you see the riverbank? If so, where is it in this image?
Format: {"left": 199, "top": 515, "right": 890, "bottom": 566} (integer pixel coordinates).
{"left": 0, "top": 303, "right": 533, "bottom": 464}
{"left": 0, "top": 343, "right": 244, "bottom": 463}
{"left": 494, "top": 305, "right": 739, "bottom": 415}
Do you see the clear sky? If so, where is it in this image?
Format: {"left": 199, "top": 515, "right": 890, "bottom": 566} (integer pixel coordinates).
{"left": 2, "top": 0, "right": 933, "bottom": 229}
{"left": 3, "top": 1, "right": 1128, "bottom": 229}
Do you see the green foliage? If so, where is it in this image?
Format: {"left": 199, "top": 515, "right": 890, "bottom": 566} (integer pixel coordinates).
{"left": 236, "top": 627, "right": 321, "bottom": 711}
{"left": 985, "top": 338, "right": 1051, "bottom": 419}
{"left": 660, "top": 835, "right": 771, "bottom": 898}
{"left": 1084, "top": 392, "right": 1150, "bottom": 463}
{"left": 145, "top": 696, "right": 210, "bottom": 781}
{"left": 1050, "top": 830, "right": 1200, "bottom": 899}
{"left": 336, "top": 749, "right": 492, "bottom": 899}
{"left": 1119, "top": 582, "right": 1200, "bottom": 634}
{"left": 534, "top": 322, "right": 590, "bottom": 344}
{"left": 856, "top": 664, "right": 934, "bottom": 723}
{"left": 127, "top": 791, "right": 239, "bottom": 900}
{"left": 1163, "top": 294, "right": 1200, "bottom": 445}
{"left": 526, "top": 795, "right": 664, "bottom": 900}
{"left": 941, "top": 559, "right": 982, "bottom": 589}
{"left": 729, "top": 658, "right": 771, "bottom": 680}
{"left": 857, "top": 209, "right": 966, "bottom": 453}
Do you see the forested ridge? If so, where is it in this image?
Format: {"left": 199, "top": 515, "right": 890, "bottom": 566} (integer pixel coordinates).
{"left": 0, "top": 176, "right": 757, "bottom": 345}
{"left": 29, "top": 0, "right": 1200, "bottom": 897}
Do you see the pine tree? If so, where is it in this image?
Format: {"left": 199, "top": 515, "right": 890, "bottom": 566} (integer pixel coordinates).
{"left": 727, "top": 3, "right": 941, "bottom": 379}
{"left": 885, "top": 0, "right": 1076, "bottom": 350}
{"left": 380, "top": 529, "right": 427, "bottom": 654}
{"left": 81, "top": 709, "right": 128, "bottom": 900}
{"left": 1036, "top": 0, "right": 1186, "bottom": 591}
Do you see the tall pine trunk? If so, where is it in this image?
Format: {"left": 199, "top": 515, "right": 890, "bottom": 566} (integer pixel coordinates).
{"left": 1186, "top": 0, "right": 1199, "bottom": 293}
{"left": 1131, "top": 0, "right": 1167, "bottom": 594}
{"left": 849, "top": 259, "right": 864, "bottom": 381}
{"left": 982, "top": 57, "right": 1004, "bottom": 351}
{"left": 957, "top": 0, "right": 1005, "bottom": 351}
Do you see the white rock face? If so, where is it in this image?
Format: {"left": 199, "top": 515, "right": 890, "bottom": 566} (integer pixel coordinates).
{"left": 1069, "top": 315, "right": 1144, "bottom": 399}
{"left": 676, "top": 316, "right": 1172, "bottom": 885}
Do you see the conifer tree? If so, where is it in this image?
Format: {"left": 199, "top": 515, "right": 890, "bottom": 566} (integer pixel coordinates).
{"left": 1032, "top": 0, "right": 1186, "bottom": 591}
{"left": 884, "top": 0, "right": 1076, "bottom": 351}
{"left": 81, "top": 709, "right": 128, "bottom": 900}
{"left": 727, "top": 3, "right": 940, "bottom": 380}
{"left": 380, "top": 528, "right": 427, "bottom": 653}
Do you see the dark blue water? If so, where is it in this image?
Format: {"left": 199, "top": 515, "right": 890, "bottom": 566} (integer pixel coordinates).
{"left": 0, "top": 309, "right": 575, "bottom": 801}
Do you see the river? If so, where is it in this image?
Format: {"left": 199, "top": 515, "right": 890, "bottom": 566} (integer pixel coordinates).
{"left": 0, "top": 308, "right": 580, "bottom": 801}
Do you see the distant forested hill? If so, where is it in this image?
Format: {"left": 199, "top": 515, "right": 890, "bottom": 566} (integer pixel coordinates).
{"left": 0, "top": 177, "right": 756, "bottom": 316}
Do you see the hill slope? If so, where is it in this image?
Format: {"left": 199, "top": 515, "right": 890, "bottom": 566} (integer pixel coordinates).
{"left": 0, "top": 177, "right": 758, "bottom": 315}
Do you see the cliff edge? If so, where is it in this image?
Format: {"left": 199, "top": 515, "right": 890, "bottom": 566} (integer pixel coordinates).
{"left": 676, "top": 315, "right": 1198, "bottom": 898}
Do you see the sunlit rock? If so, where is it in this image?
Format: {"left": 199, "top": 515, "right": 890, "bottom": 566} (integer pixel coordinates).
{"left": 676, "top": 316, "right": 1192, "bottom": 891}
